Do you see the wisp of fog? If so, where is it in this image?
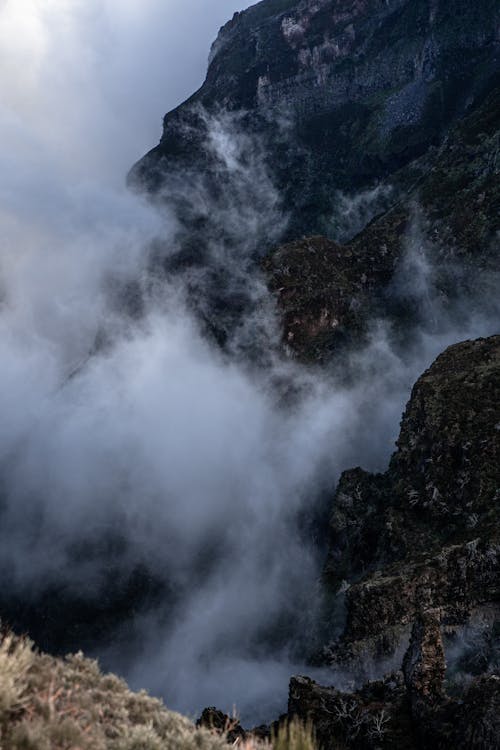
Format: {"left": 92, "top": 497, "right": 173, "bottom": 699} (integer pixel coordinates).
{"left": 0, "top": 0, "right": 498, "bottom": 726}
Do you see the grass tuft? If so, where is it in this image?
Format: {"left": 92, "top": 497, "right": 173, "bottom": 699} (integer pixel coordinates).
{"left": 272, "top": 720, "right": 317, "bottom": 750}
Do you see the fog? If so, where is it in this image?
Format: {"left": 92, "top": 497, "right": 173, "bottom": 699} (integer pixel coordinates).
{"left": 0, "top": 0, "right": 247, "bottom": 182}
{"left": 0, "top": 0, "right": 498, "bottom": 727}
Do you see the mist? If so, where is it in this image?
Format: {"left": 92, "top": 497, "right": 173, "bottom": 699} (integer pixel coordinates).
{"left": 0, "top": 0, "right": 499, "bottom": 729}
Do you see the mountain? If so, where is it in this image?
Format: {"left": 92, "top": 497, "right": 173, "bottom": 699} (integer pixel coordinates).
{"left": 130, "top": 0, "right": 499, "bottom": 242}
{"left": 127, "top": 0, "right": 500, "bottom": 744}
{"left": 1, "top": 0, "right": 498, "bottom": 747}
{"left": 129, "top": 0, "right": 499, "bottom": 358}
{"left": 264, "top": 87, "right": 500, "bottom": 359}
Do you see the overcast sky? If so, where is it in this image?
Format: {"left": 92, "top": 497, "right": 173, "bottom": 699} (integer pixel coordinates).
{"left": 0, "top": 0, "right": 249, "bottom": 183}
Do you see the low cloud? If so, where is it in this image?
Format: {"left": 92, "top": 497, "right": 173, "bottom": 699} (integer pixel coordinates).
{"left": 0, "top": 0, "right": 498, "bottom": 729}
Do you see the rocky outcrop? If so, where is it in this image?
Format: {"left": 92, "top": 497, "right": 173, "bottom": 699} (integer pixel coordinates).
{"left": 288, "top": 671, "right": 414, "bottom": 749}
{"left": 196, "top": 336, "right": 499, "bottom": 747}
{"left": 286, "top": 335, "right": 500, "bottom": 746}
{"left": 261, "top": 213, "right": 407, "bottom": 360}
{"left": 402, "top": 611, "right": 445, "bottom": 717}
{"left": 288, "top": 617, "right": 500, "bottom": 749}
{"left": 323, "top": 336, "right": 500, "bottom": 649}
{"left": 197, "top": 707, "right": 272, "bottom": 744}
{"left": 197, "top": 708, "right": 248, "bottom": 743}
{"left": 127, "top": 0, "right": 499, "bottom": 361}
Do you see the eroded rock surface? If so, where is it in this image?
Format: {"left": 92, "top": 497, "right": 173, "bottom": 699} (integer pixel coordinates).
{"left": 289, "top": 617, "right": 500, "bottom": 749}
{"left": 129, "top": 1, "right": 499, "bottom": 360}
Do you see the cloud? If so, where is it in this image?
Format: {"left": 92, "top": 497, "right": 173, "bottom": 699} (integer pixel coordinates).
{"left": 0, "top": 0, "right": 248, "bottom": 182}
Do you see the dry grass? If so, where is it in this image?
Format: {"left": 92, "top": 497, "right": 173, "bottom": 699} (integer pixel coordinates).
{"left": 0, "top": 633, "right": 229, "bottom": 750}
{"left": 271, "top": 721, "right": 317, "bottom": 750}
{"left": 0, "top": 633, "right": 319, "bottom": 750}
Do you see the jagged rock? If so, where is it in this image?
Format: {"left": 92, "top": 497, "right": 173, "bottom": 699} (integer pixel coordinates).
{"left": 403, "top": 611, "right": 446, "bottom": 711}
{"left": 197, "top": 707, "right": 275, "bottom": 743}
{"left": 286, "top": 621, "right": 500, "bottom": 748}
{"left": 288, "top": 673, "right": 414, "bottom": 749}
{"left": 325, "top": 335, "right": 500, "bottom": 597}
{"left": 456, "top": 675, "right": 500, "bottom": 750}
{"left": 128, "top": 0, "right": 499, "bottom": 360}
{"left": 261, "top": 211, "right": 407, "bottom": 360}
{"left": 343, "top": 538, "right": 500, "bottom": 646}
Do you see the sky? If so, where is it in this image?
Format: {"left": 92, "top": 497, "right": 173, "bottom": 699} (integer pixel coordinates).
{"left": 0, "top": 0, "right": 249, "bottom": 183}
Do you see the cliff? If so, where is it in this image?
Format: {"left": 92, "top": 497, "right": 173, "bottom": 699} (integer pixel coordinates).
{"left": 129, "top": 0, "right": 499, "bottom": 360}
{"left": 2, "top": 2, "right": 498, "bottom": 747}
{"left": 263, "top": 87, "right": 500, "bottom": 360}
{"left": 299, "top": 335, "right": 500, "bottom": 748}
{"left": 197, "top": 336, "right": 499, "bottom": 748}
{"left": 130, "top": 0, "right": 499, "bottom": 241}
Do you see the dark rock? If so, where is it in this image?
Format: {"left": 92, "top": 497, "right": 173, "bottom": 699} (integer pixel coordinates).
{"left": 288, "top": 673, "right": 414, "bottom": 749}
{"left": 197, "top": 707, "right": 247, "bottom": 743}
{"left": 287, "top": 619, "right": 500, "bottom": 748}
{"left": 324, "top": 335, "right": 500, "bottom": 601}
{"left": 456, "top": 675, "right": 500, "bottom": 749}
{"left": 128, "top": 1, "right": 499, "bottom": 362}
{"left": 403, "top": 610, "right": 446, "bottom": 711}
{"left": 197, "top": 707, "right": 275, "bottom": 743}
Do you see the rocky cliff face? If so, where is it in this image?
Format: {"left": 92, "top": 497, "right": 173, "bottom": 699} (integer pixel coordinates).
{"left": 130, "top": 2, "right": 500, "bottom": 742}
{"left": 301, "top": 336, "right": 500, "bottom": 747}
{"left": 3, "top": 1, "right": 497, "bottom": 745}
{"left": 131, "top": 0, "right": 499, "bottom": 241}
{"left": 325, "top": 335, "right": 499, "bottom": 592}
{"left": 129, "top": 0, "right": 499, "bottom": 360}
